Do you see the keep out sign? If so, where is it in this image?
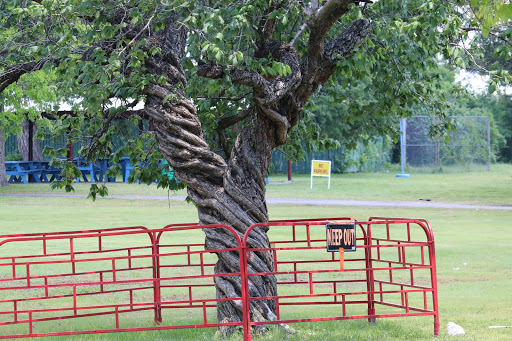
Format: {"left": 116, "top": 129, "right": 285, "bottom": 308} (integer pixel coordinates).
{"left": 326, "top": 222, "right": 356, "bottom": 252}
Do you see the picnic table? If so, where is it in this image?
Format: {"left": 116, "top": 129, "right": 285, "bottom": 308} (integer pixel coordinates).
{"left": 5, "top": 161, "right": 59, "bottom": 184}
{"left": 73, "top": 158, "right": 98, "bottom": 182}
{"left": 118, "top": 158, "right": 176, "bottom": 183}
{"left": 5, "top": 158, "right": 174, "bottom": 184}
{"left": 120, "top": 157, "right": 133, "bottom": 183}
{"left": 94, "top": 159, "right": 117, "bottom": 183}
{"left": 5, "top": 160, "right": 94, "bottom": 184}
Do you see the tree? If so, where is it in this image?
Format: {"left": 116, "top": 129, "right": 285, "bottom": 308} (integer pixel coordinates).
{"left": 467, "top": 0, "right": 512, "bottom": 36}
{"left": 453, "top": 2, "right": 512, "bottom": 163}
{"left": 17, "top": 120, "right": 43, "bottom": 161}
{"left": 0, "top": 131, "right": 5, "bottom": 186}
{"left": 0, "top": 67, "right": 62, "bottom": 185}
{"left": 0, "top": 103, "right": 6, "bottom": 186}
{"left": 0, "top": 0, "right": 481, "bottom": 333}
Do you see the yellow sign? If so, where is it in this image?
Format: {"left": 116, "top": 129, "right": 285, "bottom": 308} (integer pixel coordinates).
{"left": 310, "top": 160, "right": 331, "bottom": 189}
{"left": 312, "top": 161, "right": 330, "bottom": 176}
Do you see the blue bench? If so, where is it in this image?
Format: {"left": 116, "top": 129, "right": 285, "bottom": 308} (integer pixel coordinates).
{"left": 5, "top": 161, "right": 46, "bottom": 184}
{"left": 73, "top": 158, "right": 99, "bottom": 182}
{"left": 120, "top": 158, "right": 175, "bottom": 183}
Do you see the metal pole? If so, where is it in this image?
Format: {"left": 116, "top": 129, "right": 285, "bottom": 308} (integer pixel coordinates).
{"left": 487, "top": 116, "right": 491, "bottom": 172}
{"left": 403, "top": 117, "right": 407, "bottom": 170}
{"left": 396, "top": 118, "right": 410, "bottom": 178}
{"left": 287, "top": 160, "right": 292, "bottom": 181}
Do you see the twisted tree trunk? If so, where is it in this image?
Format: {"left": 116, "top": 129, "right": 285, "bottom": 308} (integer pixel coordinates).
{"left": 140, "top": 5, "right": 369, "bottom": 335}
{"left": 140, "top": 15, "right": 281, "bottom": 333}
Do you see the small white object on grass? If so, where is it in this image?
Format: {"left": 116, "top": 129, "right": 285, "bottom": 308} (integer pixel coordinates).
{"left": 447, "top": 322, "right": 465, "bottom": 336}
{"left": 452, "top": 267, "right": 460, "bottom": 270}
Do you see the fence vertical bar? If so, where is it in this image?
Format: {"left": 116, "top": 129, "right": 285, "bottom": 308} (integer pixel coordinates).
{"left": 364, "top": 223, "right": 376, "bottom": 322}
{"left": 70, "top": 238, "right": 75, "bottom": 274}
{"left": 73, "top": 284, "right": 78, "bottom": 315}
{"left": 112, "top": 259, "right": 117, "bottom": 282}
{"left": 276, "top": 297, "right": 280, "bottom": 320}
{"left": 28, "top": 312, "right": 33, "bottom": 335}
{"left": 11, "top": 257, "right": 16, "bottom": 278}
{"left": 26, "top": 264, "right": 30, "bottom": 287}
{"left": 240, "top": 246, "right": 252, "bottom": 341}
{"left": 306, "top": 224, "right": 311, "bottom": 248}
{"left": 429, "top": 231, "right": 440, "bottom": 336}
{"left": 13, "top": 301, "right": 17, "bottom": 322}
{"left": 130, "top": 289, "right": 134, "bottom": 309}
{"left": 150, "top": 232, "right": 162, "bottom": 325}
{"left": 309, "top": 272, "right": 314, "bottom": 294}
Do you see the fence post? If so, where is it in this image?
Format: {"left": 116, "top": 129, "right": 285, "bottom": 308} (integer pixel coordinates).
{"left": 150, "top": 232, "right": 163, "bottom": 324}
{"left": 429, "top": 231, "right": 440, "bottom": 336}
{"left": 364, "top": 223, "right": 376, "bottom": 323}
{"left": 240, "top": 245, "right": 252, "bottom": 341}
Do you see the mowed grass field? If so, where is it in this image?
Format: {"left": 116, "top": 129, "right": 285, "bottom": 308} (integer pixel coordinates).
{"left": 0, "top": 164, "right": 511, "bottom": 340}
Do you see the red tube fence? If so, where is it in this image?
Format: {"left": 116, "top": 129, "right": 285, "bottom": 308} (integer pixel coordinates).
{"left": 0, "top": 217, "right": 439, "bottom": 339}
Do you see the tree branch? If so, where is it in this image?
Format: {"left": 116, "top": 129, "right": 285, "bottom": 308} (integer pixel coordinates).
{"left": 216, "top": 109, "right": 252, "bottom": 158}
{"left": 308, "top": 0, "right": 353, "bottom": 59}
{"left": 297, "top": 18, "right": 369, "bottom": 105}
{"left": 217, "top": 108, "right": 252, "bottom": 130}
{"left": 197, "top": 62, "right": 275, "bottom": 99}
{"left": 257, "top": 0, "right": 280, "bottom": 43}
{"left": 325, "top": 18, "right": 371, "bottom": 60}
{"left": 117, "top": 7, "right": 157, "bottom": 56}
{"left": 197, "top": 94, "right": 249, "bottom": 101}
{"left": 460, "top": 26, "right": 512, "bottom": 47}
{"left": 290, "top": 21, "right": 308, "bottom": 46}
{"left": 0, "top": 57, "right": 58, "bottom": 94}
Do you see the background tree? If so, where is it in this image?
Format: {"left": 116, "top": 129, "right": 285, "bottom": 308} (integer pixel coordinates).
{"left": 455, "top": 1, "right": 512, "bottom": 163}
{"left": 0, "top": 0, "right": 491, "bottom": 332}
{"left": 0, "top": 103, "right": 6, "bottom": 186}
{"left": 0, "top": 69, "right": 61, "bottom": 184}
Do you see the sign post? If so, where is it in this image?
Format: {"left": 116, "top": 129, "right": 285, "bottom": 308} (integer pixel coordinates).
{"left": 311, "top": 160, "right": 331, "bottom": 189}
{"left": 326, "top": 221, "right": 356, "bottom": 270}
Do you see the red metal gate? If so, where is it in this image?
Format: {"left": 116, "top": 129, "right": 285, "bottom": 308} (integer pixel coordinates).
{"left": 241, "top": 217, "right": 439, "bottom": 340}
{"left": 0, "top": 217, "right": 439, "bottom": 339}
{"left": 0, "top": 223, "right": 246, "bottom": 338}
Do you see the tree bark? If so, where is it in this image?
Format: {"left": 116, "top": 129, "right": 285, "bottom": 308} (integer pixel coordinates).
{"left": 17, "top": 120, "right": 43, "bottom": 161}
{"left": 0, "top": 130, "right": 7, "bottom": 187}
{"left": 16, "top": 121, "right": 28, "bottom": 160}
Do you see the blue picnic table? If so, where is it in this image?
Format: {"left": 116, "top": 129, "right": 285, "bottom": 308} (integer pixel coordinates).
{"left": 118, "top": 158, "right": 176, "bottom": 183}
{"left": 5, "top": 161, "right": 60, "bottom": 184}
{"left": 63, "top": 158, "right": 115, "bottom": 183}
{"left": 5, "top": 158, "right": 173, "bottom": 184}
{"left": 73, "top": 158, "right": 98, "bottom": 182}
{"left": 6, "top": 159, "right": 94, "bottom": 184}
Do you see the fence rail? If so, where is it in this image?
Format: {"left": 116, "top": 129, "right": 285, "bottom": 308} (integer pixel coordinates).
{"left": 0, "top": 217, "right": 439, "bottom": 339}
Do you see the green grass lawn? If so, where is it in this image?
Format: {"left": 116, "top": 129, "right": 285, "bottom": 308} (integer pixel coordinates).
{"left": 266, "top": 163, "right": 512, "bottom": 205}
{"left": 0, "top": 165, "right": 511, "bottom": 340}
{"left": 2, "top": 163, "right": 511, "bottom": 205}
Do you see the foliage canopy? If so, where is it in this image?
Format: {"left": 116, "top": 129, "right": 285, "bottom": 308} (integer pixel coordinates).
{"left": 0, "top": 0, "right": 510, "bottom": 188}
